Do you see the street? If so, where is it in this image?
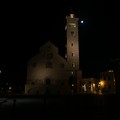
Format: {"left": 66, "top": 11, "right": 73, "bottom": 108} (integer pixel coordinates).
{"left": 0, "top": 95, "right": 119, "bottom": 120}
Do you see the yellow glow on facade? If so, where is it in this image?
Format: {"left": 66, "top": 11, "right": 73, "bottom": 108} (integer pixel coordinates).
{"left": 99, "top": 80, "right": 105, "bottom": 87}
{"left": 93, "top": 83, "right": 95, "bottom": 87}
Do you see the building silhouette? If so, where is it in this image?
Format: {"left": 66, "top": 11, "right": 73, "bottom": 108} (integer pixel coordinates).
{"left": 25, "top": 13, "right": 116, "bottom": 95}
{"left": 111, "top": 59, "right": 120, "bottom": 95}
{"left": 25, "top": 13, "right": 82, "bottom": 95}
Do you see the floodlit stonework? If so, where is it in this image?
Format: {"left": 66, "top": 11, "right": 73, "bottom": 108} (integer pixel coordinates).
{"left": 25, "top": 14, "right": 82, "bottom": 95}
{"left": 25, "top": 42, "right": 74, "bottom": 95}
{"left": 25, "top": 13, "right": 116, "bottom": 95}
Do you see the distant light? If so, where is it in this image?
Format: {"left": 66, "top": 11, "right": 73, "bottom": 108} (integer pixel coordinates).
{"left": 65, "top": 25, "right": 67, "bottom": 30}
{"left": 114, "top": 79, "right": 116, "bottom": 86}
{"left": 81, "top": 20, "right": 84, "bottom": 23}
{"left": 99, "top": 81, "right": 104, "bottom": 87}
{"left": 71, "top": 71, "right": 74, "bottom": 75}
{"left": 9, "top": 87, "right": 12, "bottom": 90}
{"left": 0, "top": 70, "right": 1, "bottom": 74}
{"left": 65, "top": 54, "right": 67, "bottom": 58}
{"left": 108, "top": 70, "right": 113, "bottom": 72}
{"left": 93, "top": 83, "right": 95, "bottom": 87}
{"left": 70, "top": 14, "right": 74, "bottom": 18}
{"left": 83, "top": 84, "right": 87, "bottom": 91}
{"left": 72, "top": 84, "right": 74, "bottom": 87}
{"left": 91, "top": 84, "right": 93, "bottom": 91}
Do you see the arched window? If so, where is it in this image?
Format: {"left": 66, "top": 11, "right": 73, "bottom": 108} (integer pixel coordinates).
{"left": 46, "top": 78, "right": 51, "bottom": 85}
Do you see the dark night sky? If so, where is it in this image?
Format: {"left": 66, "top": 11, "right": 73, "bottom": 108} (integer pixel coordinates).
{"left": 0, "top": 1, "right": 120, "bottom": 82}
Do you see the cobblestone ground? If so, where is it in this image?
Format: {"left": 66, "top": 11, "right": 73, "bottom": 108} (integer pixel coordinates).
{"left": 0, "top": 94, "right": 119, "bottom": 120}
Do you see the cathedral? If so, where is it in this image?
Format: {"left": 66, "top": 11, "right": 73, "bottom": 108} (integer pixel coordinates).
{"left": 25, "top": 13, "right": 115, "bottom": 95}
{"left": 25, "top": 13, "right": 82, "bottom": 95}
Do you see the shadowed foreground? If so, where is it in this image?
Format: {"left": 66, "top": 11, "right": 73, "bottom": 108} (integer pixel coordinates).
{"left": 0, "top": 94, "right": 119, "bottom": 120}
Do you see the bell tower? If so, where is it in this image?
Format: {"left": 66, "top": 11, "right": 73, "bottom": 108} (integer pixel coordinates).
{"left": 66, "top": 13, "right": 79, "bottom": 70}
{"left": 66, "top": 13, "right": 82, "bottom": 94}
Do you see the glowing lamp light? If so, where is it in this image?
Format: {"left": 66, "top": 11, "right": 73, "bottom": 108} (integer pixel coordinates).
{"left": 9, "top": 87, "right": 12, "bottom": 90}
{"left": 108, "top": 70, "right": 113, "bottom": 72}
{"left": 72, "top": 84, "right": 74, "bottom": 87}
{"left": 100, "top": 81, "right": 104, "bottom": 87}
{"left": 93, "top": 83, "right": 95, "bottom": 87}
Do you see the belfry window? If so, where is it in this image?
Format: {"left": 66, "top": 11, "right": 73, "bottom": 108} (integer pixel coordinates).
{"left": 69, "top": 23, "right": 76, "bottom": 28}
{"left": 71, "top": 71, "right": 74, "bottom": 75}
{"left": 71, "top": 43, "right": 74, "bottom": 46}
{"left": 72, "top": 52, "right": 75, "bottom": 56}
{"left": 72, "top": 63, "right": 75, "bottom": 68}
{"left": 71, "top": 31, "right": 74, "bottom": 36}
{"left": 65, "top": 53, "right": 67, "bottom": 58}
{"left": 31, "top": 82, "right": 35, "bottom": 85}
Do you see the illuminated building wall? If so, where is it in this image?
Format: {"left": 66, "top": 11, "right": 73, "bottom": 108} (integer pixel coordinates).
{"left": 25, "top": 13, "right": 116, "bottom": 95}
{"left": 111, "top": 59, "right": 120, "bottom": 95}
{"left": 25, "top": 13, "right": 82, "bottom": 95}
{"left": 25, "top": 42, "right": 72, "bottom": 95}
{"left": 80, "top": 70, "right": 116, "bottom": 94}
{"left": 80, "top": 78, "right": 99, "bottom": 94}
{"left": 65, "top": 14, "right": 82, "bottom": 94}
{"left": 66, "top": 14, "right": 79, "bottom": 70}
{"left": 99, "top": 70, "right": 116, "bottom": 94}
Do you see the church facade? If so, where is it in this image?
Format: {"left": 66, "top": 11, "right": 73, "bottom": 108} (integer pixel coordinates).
{"left": 25, "top": 14, "right": 82, "bottom": 95}
{"left": 24, "top": 13, "right": 116, "bottom": 95}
